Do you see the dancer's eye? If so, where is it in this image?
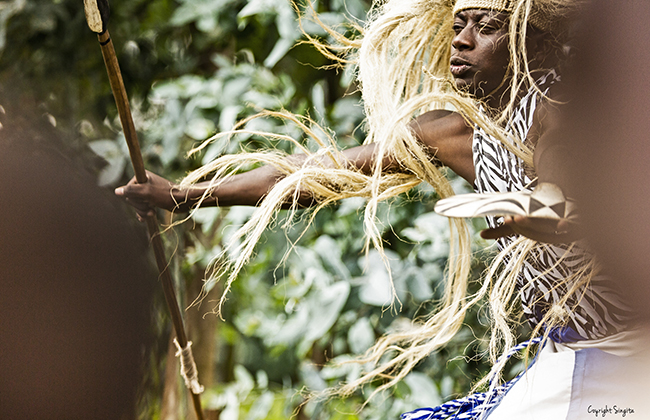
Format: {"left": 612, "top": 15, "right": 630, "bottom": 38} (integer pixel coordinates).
{"left": 477, "top": 21, "right": 498, "bottom": 34}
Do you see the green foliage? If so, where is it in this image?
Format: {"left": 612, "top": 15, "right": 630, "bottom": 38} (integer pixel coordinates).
{"left": 0, "top": 0, "right": 498, "bottom": 418}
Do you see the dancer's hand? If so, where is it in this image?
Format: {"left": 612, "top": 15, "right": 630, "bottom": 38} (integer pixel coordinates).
{"left": 115, "top": 171, "right": 180, "bottom": 218}
{"left": 480, "top": 215, "right": 581, "bottom": 244}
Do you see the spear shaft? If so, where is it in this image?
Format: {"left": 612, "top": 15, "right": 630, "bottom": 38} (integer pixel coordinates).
{"left": 85, "top": 4, "right": 205, "bottom": 419}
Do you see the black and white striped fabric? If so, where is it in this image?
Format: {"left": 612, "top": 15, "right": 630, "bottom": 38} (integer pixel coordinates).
{"left": 472, "top": 70, "right": 631, "bottom": 342}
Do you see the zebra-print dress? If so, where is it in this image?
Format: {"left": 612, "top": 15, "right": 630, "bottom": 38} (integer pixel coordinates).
{"left": 472, "top": 70, "right": 632, "bottom": 342}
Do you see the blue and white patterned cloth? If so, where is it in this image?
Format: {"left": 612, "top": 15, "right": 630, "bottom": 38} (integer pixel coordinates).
{"left": 400, "top": 338, "right": 543, "bottom": 420}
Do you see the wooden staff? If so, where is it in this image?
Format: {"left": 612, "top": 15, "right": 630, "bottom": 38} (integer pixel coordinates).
{"left": 83, "top": 1, "right": 205, "bottom": 419}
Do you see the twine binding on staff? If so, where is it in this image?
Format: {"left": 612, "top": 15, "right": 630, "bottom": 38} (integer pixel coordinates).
{"left": 173, "top": 339, "right": 205, "bottom": 395}
{"left": 400, "top": 337, "right": 543, "bottom": 420}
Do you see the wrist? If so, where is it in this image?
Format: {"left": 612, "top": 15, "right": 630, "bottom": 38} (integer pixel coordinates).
{"left": 169, "top": 185, "right": 191, "bottom": 212}
{"left": 171, "top": 185, "right": 212, "bottom": 212}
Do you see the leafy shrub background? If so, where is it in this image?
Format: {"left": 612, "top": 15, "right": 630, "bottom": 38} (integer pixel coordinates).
{"left": 0, "top": 0, "right": 507, "bottom": 418}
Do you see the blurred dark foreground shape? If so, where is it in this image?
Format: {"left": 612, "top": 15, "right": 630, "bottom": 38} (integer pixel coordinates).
{"left": 558, "top": 1, "right": 650, "bottom": 321}
{"left": 0, "top": 101, "right": 156, "bottom": 419}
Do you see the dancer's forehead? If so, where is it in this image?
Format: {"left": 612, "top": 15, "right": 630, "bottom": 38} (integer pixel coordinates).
{"left": 453, "top": 8, "right": 509, "bottom": 23}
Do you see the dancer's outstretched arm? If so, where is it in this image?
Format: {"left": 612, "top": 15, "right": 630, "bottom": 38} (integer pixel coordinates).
{"left": 115, "top": 110, "right": 473, "bottom": 216}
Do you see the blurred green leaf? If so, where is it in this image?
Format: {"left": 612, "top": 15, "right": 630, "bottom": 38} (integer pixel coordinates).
{"left": 87, "top": 139, "right": 128, "bottom": 186}
{"left": 347, "top": 317, "right": 374, "bottom": 354}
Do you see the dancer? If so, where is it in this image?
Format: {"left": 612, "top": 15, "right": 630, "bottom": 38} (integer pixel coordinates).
{"left": 117, "top": 0, "right": 646, "bottom": 418}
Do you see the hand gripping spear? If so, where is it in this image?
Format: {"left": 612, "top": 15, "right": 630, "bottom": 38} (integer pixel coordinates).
{"left": 83, "top": 1, "right": 205, "bottom": 419}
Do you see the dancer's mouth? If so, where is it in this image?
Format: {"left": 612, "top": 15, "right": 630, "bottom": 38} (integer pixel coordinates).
{"left": 450, "top": 57, "right": 471, "bottom": 76}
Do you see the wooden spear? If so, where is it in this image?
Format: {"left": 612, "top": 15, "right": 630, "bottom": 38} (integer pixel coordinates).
{"left": 83, "top": 1, "right": 205, "bottom": 419}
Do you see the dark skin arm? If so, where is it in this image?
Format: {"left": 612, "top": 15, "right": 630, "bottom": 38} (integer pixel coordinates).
{"left": 481, "top": 215, "right": 580, "bottom": 243}
{"left": 115, "top": 110, "right": 474, "bottom": 216}
{"left": 116, "top": 106, "right": 578, "bottom": 244}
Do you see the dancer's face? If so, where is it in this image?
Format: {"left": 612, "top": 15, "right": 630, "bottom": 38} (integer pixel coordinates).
{"left": 450, "top": 9, "right": 511, "bottom": 104}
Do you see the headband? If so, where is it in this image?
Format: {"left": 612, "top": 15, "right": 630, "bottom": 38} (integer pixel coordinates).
{"left": 453, "top": 0, "right": 562, "bottom": 34}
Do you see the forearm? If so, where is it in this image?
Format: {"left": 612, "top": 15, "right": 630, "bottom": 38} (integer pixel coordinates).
{"left": 177, "top": 143, "right": 395, "bottom": 210}
{"left": 172, "top": 164, "right": 290, "bottom": 209}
